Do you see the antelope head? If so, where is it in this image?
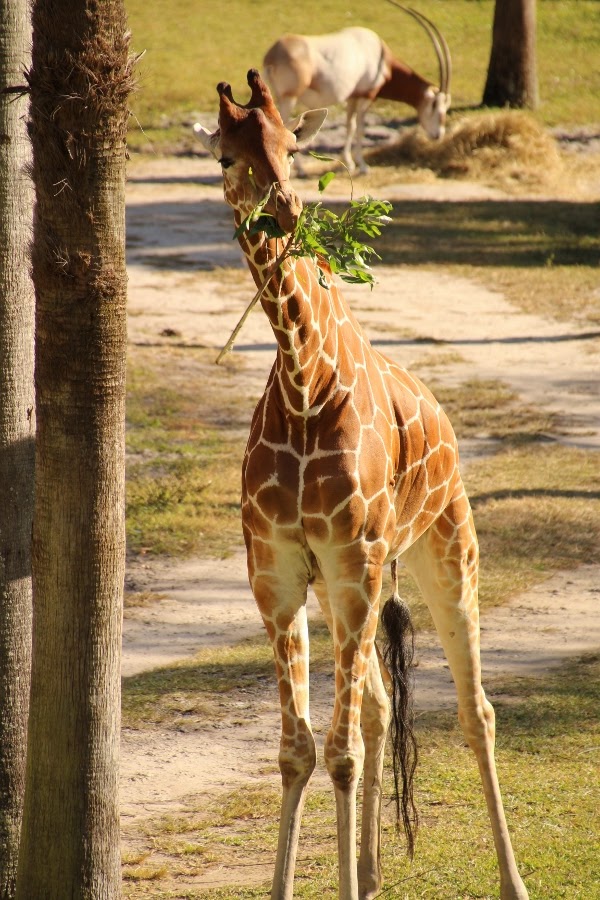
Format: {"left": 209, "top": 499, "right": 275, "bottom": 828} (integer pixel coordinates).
{"left": 400, "top": 4, "right": 452, "bottom": 139}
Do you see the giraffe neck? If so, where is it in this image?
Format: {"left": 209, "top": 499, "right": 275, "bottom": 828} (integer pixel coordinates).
{"left": 233, "top": 207, "right": 361, "bottom": 419}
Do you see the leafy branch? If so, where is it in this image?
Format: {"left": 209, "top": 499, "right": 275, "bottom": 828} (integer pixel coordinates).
{"left": 217, "top": 166, "right": 392, "bottom": 362}
{"left": 291, "top": 193, "right": 392, "bottom": 287}
{"left": 235, "top": 163, "right": 392, "bottom": 288}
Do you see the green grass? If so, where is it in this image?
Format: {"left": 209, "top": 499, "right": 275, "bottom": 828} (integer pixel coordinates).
{"left": 122, "top": 654, "right": 600, "bottom": 898}
{"left": 124, "top": 0, "right": 600, "bottom": 150}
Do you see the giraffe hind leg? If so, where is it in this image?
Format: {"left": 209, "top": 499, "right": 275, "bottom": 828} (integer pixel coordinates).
{"left": 356, "top": 646, "right": 390, "bottom": 900}
{"left": 401, "top": 485, "right": 529, "bottom": 899}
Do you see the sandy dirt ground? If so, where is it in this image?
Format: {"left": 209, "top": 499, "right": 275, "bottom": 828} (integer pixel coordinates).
{"left": 120, "top": 151, "right": 600, "bottom": 861}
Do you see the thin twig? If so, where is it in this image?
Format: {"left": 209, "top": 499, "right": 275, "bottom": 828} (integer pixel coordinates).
{"left": 379, "top": 867, "right": 438, "bottom": 892}
{"left": 215, "top": 234, "right": 294, "bottom": 364}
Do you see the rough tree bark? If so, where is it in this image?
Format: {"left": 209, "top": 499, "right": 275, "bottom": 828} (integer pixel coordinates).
{"left": 0, "top": 1, "right": 34, "bottom": 896}
{"left": 15, "top": 1, "right": 135, "bottom": 897}
{"left": 482, "top": 0, "right": 539, "bottom": 109}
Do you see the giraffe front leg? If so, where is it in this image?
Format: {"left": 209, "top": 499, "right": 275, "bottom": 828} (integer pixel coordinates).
{"left": 250, "top": 563, "right": 315, "bottom": 900}
{"left": 352, "top": 99, "right": 373, "bottom": 175}
{"left": 313, "top": 576, "right": 389, "bottom": 900}
{"left": 342, "top": 99, "right": 359, "bottom": 174}
{"left": 271, "top": 624, "right": 316, "bottom": 900}
{"left": 321, "top": 561, "right": 383, "bottom": 900}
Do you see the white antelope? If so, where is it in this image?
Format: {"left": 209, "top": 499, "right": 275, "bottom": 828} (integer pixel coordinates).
{"left": 263, "top": 6, "right": 451, "bottom": 174}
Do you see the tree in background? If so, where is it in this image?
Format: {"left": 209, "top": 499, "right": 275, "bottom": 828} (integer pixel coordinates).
{"left": 0, "top": 1, "right": 34, "bottom": 895}
{"left": 483, "top": 0, "right": 539, "bottom": 109}
{"left": 16, "top": 0, "right": 135, "bottom": 895}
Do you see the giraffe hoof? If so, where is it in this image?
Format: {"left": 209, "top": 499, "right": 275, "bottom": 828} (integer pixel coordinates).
{"left": 358, "top": 871, "right": 382, "bottom": 900}
{"left": 500, "top": 880, "right": 529, "bottom": 900}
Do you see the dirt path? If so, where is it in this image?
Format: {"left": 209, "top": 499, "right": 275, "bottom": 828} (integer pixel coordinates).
{"left": 121, "top": 155, "right": 600, "bottom": 835}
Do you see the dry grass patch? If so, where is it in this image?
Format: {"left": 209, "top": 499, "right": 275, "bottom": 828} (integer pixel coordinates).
{"left": 433, "top": 377, "right": 557, "bottom": 442}
{"left": 367, "top": 111, "right": 564, "bottom": 190}
{"left": 466, "top": 264, "right": 600, "bottom": 325}
{"left": 126, "top": 347, "right": 250, "bottom": 558}
{"left": 366, "top": 110, "right": 563, "bottom": 187}
{"left": 123, "top": 862, "right": 169, "bottom": 882}
{"left": 411, "top": 349, "right": 467, "bottom": 370}
{"left": 211, "top": 265, "right": 253, "bottom": 294}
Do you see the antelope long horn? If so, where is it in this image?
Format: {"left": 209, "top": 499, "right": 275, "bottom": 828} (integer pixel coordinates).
{"left": 383, "top": 0, "right": 451, "bottom": 95}
{"left": 403, "top": 5, "right": 447, "bottom": 94}
{"left": 408, "top": 6, "right": 452, "bottom": 95}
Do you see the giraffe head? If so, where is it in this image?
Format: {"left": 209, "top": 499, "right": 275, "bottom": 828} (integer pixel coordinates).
{"left": 195, "top": 69, "right": 326, "bottom": 233}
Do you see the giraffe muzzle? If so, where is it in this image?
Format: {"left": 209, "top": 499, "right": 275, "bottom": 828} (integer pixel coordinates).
{"left": 265, "top": 186, "right": 303, "bottom": 234}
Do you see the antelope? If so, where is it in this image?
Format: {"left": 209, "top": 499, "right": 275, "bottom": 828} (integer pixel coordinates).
{"left": 263, "top": 6, "right": 451, "bottom": 174}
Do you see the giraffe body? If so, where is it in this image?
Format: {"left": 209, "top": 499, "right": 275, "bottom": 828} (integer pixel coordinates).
{"left": 195, "top": 69, "right": 529, "bottom": 900}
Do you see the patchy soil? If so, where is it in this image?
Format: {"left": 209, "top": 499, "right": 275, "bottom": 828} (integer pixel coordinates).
{"left": 120, "top": 148, "right": 600, "bottom": 876}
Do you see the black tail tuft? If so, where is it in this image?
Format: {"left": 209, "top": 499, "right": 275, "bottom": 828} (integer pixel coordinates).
{"left": 380, "top": 587, "right": 419, "bottom": 858}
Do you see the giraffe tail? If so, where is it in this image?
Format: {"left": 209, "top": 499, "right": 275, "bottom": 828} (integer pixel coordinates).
{"left": 380, "top": 560, "right": 419, "bottom": 858}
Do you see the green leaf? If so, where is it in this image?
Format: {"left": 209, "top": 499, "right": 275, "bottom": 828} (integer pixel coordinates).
{"left": 318, "top": 171, "right": 336, "bottom": 192}
{"left": 233, "top": 217, "right": 250, "bottom": 239}
{"left": 251, "top": 215, "right": 288, "bottom": 239}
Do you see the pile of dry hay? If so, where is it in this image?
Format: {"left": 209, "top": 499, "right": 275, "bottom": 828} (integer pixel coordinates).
{"left": 367, "top": 110, "right": 563, "bottom": 185}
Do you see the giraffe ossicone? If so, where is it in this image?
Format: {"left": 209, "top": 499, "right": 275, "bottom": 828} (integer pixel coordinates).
{"left": 195, "top": 67, "right": 529, "bottom": 900}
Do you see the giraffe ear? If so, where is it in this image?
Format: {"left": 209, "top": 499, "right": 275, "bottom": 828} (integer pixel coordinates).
{"left": 289, "top": 108, "right": 327, "bottom": 148}
{"left": 193, "top": 123, "right": 221, "bottom": 159}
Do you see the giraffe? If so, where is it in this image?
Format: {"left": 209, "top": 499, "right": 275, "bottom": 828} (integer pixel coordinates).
{"left": 195, "top": 69, "right": 529, "bottom": 900}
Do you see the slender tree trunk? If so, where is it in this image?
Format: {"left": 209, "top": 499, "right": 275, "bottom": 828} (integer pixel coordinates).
{"left": 482, "top": 0, "right": 539, "bottom": 109}
{"left": 0, "top": 1, "right": 34, "bottom": 896}
{"left": 16, "top": 2, "right": 134, "bottom": 897}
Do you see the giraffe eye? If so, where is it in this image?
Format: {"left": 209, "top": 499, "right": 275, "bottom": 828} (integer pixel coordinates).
{"left": 219, "top": 157, "right": 234, "bottom": 169}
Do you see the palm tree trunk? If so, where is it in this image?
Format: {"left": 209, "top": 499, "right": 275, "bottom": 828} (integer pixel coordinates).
{"left": 16, "top": 2, "right": 134, "bottom": 896}
{"left": 0, "top": 1, "right": 34, "bottom": 896}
